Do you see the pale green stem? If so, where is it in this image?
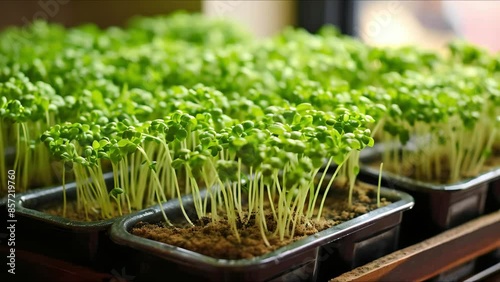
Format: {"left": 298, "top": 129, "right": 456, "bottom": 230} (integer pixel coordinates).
{"left": 137, "top": 146, "right": 175, "bottom": 226}
{"left": 62, "top": 162, "right": 67, "bottom": 217}
{"left": 316, "top": 155, "right": 348, "bottom": 221}
{"left": 258, "top": 172, "right": 270, "bottom": 247}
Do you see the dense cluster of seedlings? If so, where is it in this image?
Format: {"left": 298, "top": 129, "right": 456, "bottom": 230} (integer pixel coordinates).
{"left": 1, "top": 12, "right": 499, "bottom": 242}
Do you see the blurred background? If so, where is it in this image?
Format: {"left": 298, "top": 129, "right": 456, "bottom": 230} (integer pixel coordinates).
{"left": 0, "top": 0, "right": 498, "bottom": 52}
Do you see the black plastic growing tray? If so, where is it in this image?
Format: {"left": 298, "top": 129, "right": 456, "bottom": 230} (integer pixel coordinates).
{"left": 110, "top": 185, "right": 414, "bottom": 282}
{"left": 358, "top": 144, "right": 500, "bottom": 247}
{"left": 14, "top": 172, "right": 129, "bottom": 271}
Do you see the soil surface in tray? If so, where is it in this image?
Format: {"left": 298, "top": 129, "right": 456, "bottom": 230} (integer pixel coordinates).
{"left": 131, "top": 181, "right": 391, "bottom": 259}
{"left": 43, "top": 201, "right": 134, "bottom": 222}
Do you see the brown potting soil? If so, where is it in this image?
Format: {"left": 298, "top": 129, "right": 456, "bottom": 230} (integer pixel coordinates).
{"left": 43, "top": 201, "right": 134, "bottom": 222}
{"left": 485, "top": 146, "right": 500, "bottom": 168}
{"left": 131, "top": 181, "right": 391, "bottom": 260}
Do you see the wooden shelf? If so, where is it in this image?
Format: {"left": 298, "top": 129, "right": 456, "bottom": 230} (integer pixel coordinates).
{"left": 330, "top": 211, "right": 500, "bottom": 282}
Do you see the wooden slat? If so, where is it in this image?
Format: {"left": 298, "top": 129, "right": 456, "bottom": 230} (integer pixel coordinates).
{"left": 330, "top": 211, "right": 500, "bottom": 282}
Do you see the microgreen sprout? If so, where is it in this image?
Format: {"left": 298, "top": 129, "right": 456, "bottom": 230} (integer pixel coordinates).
{"left": 2, "top": 13, "right": 498, "bottom": 250}
{"left": 371, "top": 68, "right": 500, "bottom": 183}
